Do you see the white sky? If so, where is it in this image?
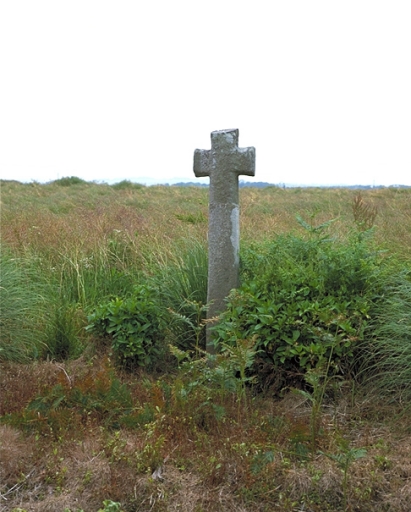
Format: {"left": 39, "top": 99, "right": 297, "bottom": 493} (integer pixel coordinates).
{"left": 1, "top": 1, "right": 410, "bottom": 186}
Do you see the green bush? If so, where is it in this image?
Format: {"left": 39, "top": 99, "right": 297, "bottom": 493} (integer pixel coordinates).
{"left": 86, "top": 284, "right": 166, "bottom": 368}
{"left": 51, "top": 176, "right": 88, "bottom": 186}
{"left": 215, "top": 227, "right": 390, "bottom": 389}
{"left": 110, "top": 180, "right": 144, "bottom": 190}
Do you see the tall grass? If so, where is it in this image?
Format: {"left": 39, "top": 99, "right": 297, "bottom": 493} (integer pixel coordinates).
{"left": 0, "top": 250, "right": 46, "bottom": 361}
{"left": 54, "top": 244, "right": 140, "bottom": 307}
{"left": 43, "top": 298, "right": 85, "bottom": 361}
{"left": 142, "top": 238, "right": 208, "bottom": 351}
{"left": 361, "top": 273, "right": 411, "bottom": 400}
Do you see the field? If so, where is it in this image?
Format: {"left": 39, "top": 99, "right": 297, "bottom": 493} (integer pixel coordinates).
{"left": 1, "top": 179, "right": 411, "bottom": 511}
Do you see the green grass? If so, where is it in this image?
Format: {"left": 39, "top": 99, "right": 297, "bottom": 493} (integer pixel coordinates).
{"left": 0, "top": 250, "right": 47, "bottom": 361}
{"left": 361, "top": 273, "right": 411, "bottom": 400}
{"left": 152, "top": 238, "right": 208, "bottom": 351}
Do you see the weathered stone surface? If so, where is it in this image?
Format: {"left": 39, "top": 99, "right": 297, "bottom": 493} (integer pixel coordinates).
{"left": 194, "top": 129, "right": 255, "bottom": 352}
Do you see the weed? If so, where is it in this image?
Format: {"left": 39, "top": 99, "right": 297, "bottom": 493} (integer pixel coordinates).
{"left": 63, "top": 500, "right": 124, "bottom": 512}
{"left": 98, "top": 501, "right": 124, "bottom": 512}
{"left": 320, "top": 438, "right": 367, "bottom": 509}
{"left": 220, "top": 336, "right": 259, "bottom": 411}
{"left": 168, "top": 299, "right": 208, "bottom": 355}
{"left": 3, "top": 359, "right": 136, "bottom": 436}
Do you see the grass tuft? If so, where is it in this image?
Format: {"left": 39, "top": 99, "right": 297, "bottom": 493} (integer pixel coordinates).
{"left": 0, "top": 250, "right": 47, "bottom": 362}
{"left": 361, "top": 273, "right": 411, "bottom": 400}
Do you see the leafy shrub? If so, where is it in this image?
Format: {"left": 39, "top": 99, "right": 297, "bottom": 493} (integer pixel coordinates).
{"left": 215, "top": 225, "right": 390, "bottom": 390}
{"left": 86, "top": 284, "right": 166, "bottom": 368}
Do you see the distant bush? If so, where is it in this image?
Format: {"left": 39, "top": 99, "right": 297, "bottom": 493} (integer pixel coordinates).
{"left": 111, "top": 180, "right": 144, "bottom": 190}
{"left": 215, "top": 221, "right": 392, "bottom": 391}
{"left": 52, "top": 176, "right": 88, "bottom": 186}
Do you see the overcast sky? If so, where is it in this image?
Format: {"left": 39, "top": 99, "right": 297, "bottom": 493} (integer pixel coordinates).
{"left": 1, "top": 1, "right": 410, "bottom": 186}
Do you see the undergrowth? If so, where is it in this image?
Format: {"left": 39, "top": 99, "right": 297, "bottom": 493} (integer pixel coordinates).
{"left": 1, "top": 182, "right": 411, "bottom": 511}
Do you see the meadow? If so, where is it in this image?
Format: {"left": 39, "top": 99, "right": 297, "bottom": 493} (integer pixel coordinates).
{"left": 1, "top": 178, "right": 411, "bottom": 511}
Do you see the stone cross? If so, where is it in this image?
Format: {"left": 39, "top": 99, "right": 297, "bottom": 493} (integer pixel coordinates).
{"left": 194, "top": 129, "right": 256, "bottom": 352}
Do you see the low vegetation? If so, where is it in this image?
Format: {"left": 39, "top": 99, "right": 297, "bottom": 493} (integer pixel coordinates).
{"left": 1, "top": 179, "right": 411, "bottom": 511}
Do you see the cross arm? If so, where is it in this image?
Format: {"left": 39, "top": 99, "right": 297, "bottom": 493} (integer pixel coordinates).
{"left": 193, "top": 148, "right": 212, "bottom": 177}
{"left": 230, "top": 147, "right": 256, "bottom": 177}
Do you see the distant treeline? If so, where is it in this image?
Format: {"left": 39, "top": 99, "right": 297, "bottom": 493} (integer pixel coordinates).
{"left": 172, "top": 181, "right": 411, "bottom": 189}
{"left": 2, "top": 178, "right": 409, "bottom": 189}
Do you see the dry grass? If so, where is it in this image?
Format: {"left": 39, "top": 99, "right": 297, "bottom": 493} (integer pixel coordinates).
{"left": 2, "top": 181, "right": 410, "bottom": 262}
{"left": 0, "top": 361, "right": 64, "bottom": 415}
{"left": 1, "top": 358, "right": 411, "bottom": 511}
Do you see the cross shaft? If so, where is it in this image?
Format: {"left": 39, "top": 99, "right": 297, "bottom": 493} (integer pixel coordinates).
{"left": 194, "top": 129, "right": 255, "bottom": 352}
